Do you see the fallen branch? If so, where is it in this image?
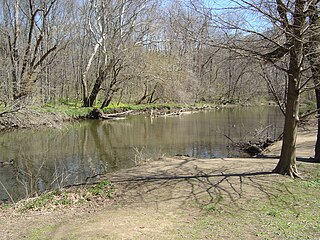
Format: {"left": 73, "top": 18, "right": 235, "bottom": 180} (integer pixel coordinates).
{"left": 300, "top": 108, "right": 320, "bottom": 120}
{"left": 158, "top": 109, "right": 194, "bottom": 117}
{"left": 106, "top": 110, "right": 133, "bottom": 118}
{"left": 87, "top": 108, "right": 132, "bottom": 120}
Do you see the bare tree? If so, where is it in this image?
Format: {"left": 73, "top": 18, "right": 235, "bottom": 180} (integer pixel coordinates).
{"left": 305, "top": 1, "right": 320, "bottom": 162}
{"left": 1, "top": 0, "right": 68, "bottom": 107}
{"left": 186, "top": 0, "right": 320, "bottom": 176}
{"left": 80, "top": 0, "right": 158, "bottom": 108}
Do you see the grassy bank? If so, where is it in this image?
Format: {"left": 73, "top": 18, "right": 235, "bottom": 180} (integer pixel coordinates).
{"left": 177, "top": 163, "right": 320, "bottom": 240}
{"left": 1, "top": 102, "right": 215, "bottom": 131}
{"left": 43, "top": 102, "right": 218, "bottom": 118}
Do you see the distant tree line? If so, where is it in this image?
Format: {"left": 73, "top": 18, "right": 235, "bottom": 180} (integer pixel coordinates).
{"left": 0, "top": 0, "right": 283, "bottom": 109}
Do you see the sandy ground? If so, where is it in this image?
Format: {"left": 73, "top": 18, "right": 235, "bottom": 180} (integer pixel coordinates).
{"left": 0, "top": 126, "right": 317, "bottom": 240}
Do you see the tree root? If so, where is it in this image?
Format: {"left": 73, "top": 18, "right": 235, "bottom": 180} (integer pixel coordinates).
{"left": 273, "top": 163, "right": 302, "bottom": 179}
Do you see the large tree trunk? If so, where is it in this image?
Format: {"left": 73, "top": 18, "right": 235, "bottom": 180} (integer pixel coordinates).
{"left": 306, "top": 2, "right": 320, "bottom": 162}
{"left": 83, "top": 69, "right": 106, "bottom": 107}
{"left": 273, "top": 73, "right": 300, "bottom": 177}
{"left": 273, "top": 0, "right": 305, "bottom": 177}
{"left": 315, "top": 87, "right": 320, "bottom": 161}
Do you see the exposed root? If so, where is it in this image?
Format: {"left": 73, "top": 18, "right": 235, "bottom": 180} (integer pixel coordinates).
{"left": 289, "top": 165, "right": 302, "bottom": 179}
{"left": 273, "top": 164, "right": 302, "bottom": 179}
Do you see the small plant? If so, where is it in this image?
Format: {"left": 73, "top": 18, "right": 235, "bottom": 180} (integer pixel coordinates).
{"left": 88, "top": 180, "right": 114, "bottom": 198}
{"left": 203, "top": 204, "right": 217, "bottom": 212}
{"left": 267, "top": 209, "right": 281, "bottom": 217}
{"left": 0, "top": 203, "right": 12, "bottom": 210}
{"left": 52, "top": 191, "right": 72, "bottom": 206}
{"left": 23, "top": 192, "right": 55, "bottom": 210}
{"left": 132, "top": 146, "right": 151, "bottom": 166}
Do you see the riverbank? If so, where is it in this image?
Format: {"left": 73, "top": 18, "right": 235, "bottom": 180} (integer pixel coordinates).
{"left": 0, "top": 103, "right": 220, "bottom": 131}
{"left": 0, "top": 124, "right": 319, "bottom": 240}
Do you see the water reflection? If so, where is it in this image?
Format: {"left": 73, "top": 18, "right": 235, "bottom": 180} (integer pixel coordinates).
{"left": 0, "top": 107, "right": 283, "bottom": 202}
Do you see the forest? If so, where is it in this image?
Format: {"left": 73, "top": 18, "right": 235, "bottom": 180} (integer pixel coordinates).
{"left": 1, "top": 0, "right": 320, "bottom": 177}
{"left": 0, "top": 0, "right": 290, "bottom": 108}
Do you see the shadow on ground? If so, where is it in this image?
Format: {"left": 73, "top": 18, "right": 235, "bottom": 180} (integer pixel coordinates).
{"left": 105, "top": 157, "right": 292, "bottom": 211}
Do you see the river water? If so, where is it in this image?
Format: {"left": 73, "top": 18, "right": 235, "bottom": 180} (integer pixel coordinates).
{"left": 0, "top": 107, "right": 284, "bottom": 202}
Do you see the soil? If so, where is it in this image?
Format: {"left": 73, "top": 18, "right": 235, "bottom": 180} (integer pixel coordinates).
{"left": 0, "top": 110, "right": 71, "bottom": 131}
{"left": 0, "top": 105, "right": 216, "bottom": 131}
{"left": 0, "top": 125, "right": 317, "bottom": 240}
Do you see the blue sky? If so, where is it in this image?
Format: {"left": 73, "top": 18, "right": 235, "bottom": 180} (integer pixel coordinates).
{"left": 204, "top": 0, "right": 238, "bottom": 8}
{"left": 202, "top": 0, "right": 271, "bottom": 32}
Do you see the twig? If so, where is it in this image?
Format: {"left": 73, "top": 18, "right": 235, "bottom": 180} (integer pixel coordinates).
{"left": 222, "top": 134, "right": 238, "bottom": 145}
{"left": 300, "top": 108, "right": 320, "bottom": 119}
{"left": 250, "top": 124, "right": 272, "bottom": 141}
{"left": 0, "top": 181, "right": 15, "bottom": 204}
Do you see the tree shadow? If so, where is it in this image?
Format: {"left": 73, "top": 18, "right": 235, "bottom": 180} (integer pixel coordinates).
{"left": 106, "top": 157, "right": 295, "bottom": 212}
{"left": 260, "top": 154, "right": 316, "bottom": 163}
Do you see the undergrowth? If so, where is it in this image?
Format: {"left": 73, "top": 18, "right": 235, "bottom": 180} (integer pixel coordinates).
{"left": 16, "top": 180, "right": 114, "bottom": 212}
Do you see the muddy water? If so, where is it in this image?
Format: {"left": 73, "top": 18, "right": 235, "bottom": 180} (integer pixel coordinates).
{"left": 0, "top": 107, "right": 283, "bottom": 202}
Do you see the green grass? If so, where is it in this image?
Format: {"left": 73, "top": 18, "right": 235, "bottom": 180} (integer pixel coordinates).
{"left": 20, "top": 180, "right": 114, "bottom": 211}
{"left": 43, "top": 104, "right": 93, "bottom": 118}
{"left": 174, "top": 164, "right": 320, "bottom": 240}
{"left": 21, "top": 189, "right": 74, "bottom": 211}
{"left": 42, "top": 102, "right": 204, "bottom": 118}
{"left": 22, "top": 191, "right": 56, "bottom": 211}
{"left": 25, "top": 225, "right": 56, "bottom": 240}
{"left": 0, "top": 99, "right": 232, "bottom": 119}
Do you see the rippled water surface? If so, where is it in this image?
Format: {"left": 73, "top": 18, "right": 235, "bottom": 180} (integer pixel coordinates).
{"left": 0, "top": 107, "right": 284, "bottom": 201}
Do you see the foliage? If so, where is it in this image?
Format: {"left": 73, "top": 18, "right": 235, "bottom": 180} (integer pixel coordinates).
{"left": 43, "top": 104, "right": 93, "bottom": 118}
{"left": 87, "top": 180, "right": 114, "bottom": 198}
{"left": 41, "top": 101, "right": 220, "bottom": 117}
{"left": 19, "top": 180, "right": 114, "bottom": 212}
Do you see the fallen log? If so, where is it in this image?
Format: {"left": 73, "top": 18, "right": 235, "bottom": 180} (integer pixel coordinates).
{"left": 87, "top": 108, "right": 132, "bottom": 120}
{"left": 158, "top": 108, "right": 194, "bottom": 117}
{"left": 106, "top": 110, "right": 133, "bottom": 117}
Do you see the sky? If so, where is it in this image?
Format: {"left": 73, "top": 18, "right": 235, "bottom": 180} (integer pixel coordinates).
{"left": 202, "top": 0, "right": 271, "bottom": 33}
{"left": 204, "top": 0, "right": 238, "bottom": 9}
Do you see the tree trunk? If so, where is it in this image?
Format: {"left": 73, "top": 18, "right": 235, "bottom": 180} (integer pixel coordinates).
{"left": 305, "top": 2, "right": 320, "bottom": 162}
{"left": 273, "top": 73, "right": 300, "bottom": 177}
{"left": 81, "top": 41, "right": 102, "bottom": 107}
{"left": 100, "top": 96, "right": 112, "bottom": 109}
{"left": 273, "top": 0, "right": 305, "bottom": 177}
{"left": 100, "top": 87, "right": 113, "bottom": 109}
{"left": 83, "top": 77, "right": 104, "bottom": 107}
{"left": 314, "top": 87, "right": 320, "bottom": 161}
{"left": 83, "top": 68, "right": 107, "bottom": 107}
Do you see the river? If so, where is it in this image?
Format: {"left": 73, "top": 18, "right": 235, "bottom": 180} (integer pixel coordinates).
{"left": 0, "top": 106, "right": 284, "bottom": 202}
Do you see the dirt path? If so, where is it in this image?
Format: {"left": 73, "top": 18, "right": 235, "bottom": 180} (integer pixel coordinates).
{"left": 0, "top": 126, "right": 317, "bottom": 240}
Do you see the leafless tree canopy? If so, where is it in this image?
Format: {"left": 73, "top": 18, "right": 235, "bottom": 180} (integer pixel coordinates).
{"left": 1, "top": 0, "right": 293, "bottom": 108}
